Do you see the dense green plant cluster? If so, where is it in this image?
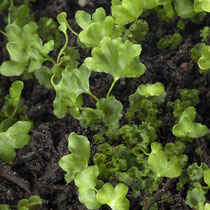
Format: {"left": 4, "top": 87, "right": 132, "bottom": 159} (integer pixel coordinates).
{"left": 0, "top": 0, "right": 210, "bottom": 209}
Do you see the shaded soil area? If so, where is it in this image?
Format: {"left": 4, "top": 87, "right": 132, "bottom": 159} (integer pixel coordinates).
{"left": 0, "top": 0, "right": 210, "bottom": 209}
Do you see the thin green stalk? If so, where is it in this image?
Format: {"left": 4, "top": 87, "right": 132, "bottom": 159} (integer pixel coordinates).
{"left": 88, "top": 91, "right": 99, "bottom": 103}
{"left": 106, "top": 78, "right": 117, "bottom": 98}
{"left": 57, "top": 30, "right": 68, "bottom": 64}
{"left": 78, "top": 106, "right": 94, "bottom": 111}
{"left": 8, "top": 0, "right": 14, "bottom": 24}
{"left": 66, "top": 22, "right": 79, "bottom": 37}
{"left": 139, "top": 147, "right": 150, "bottom": 156}
{"left": 45, "top": 55, "right": 56, "bottom": 64}
{"left": 0, "top": 29, "right": 7, "bottom": 37}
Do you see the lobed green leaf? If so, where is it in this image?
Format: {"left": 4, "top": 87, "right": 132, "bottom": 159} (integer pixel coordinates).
{"left": 52, "top": 64, "right": 91, "bottom": 118}
{"left": 0, "top": 121, "right": 32, "bottom": 163}
{"left": 76, "top": 8, "right": 123, "bottom": 48}
{"left": 111, "top": 0, "right": 144, "bottom": 25}
{"left": 75, "top": 166, "right": 102, "bottom": 209}
{"left": 96, "top": 183, "right": 130, "bottom": 210}
{"left": 148, "top": 142, "right": 182, "bottom": 178}
{"left": 204, "top": 168, "right": 210, "bottom": 187}
{"left": 172, "top": 106, "right": 209, "bottom": 138}
{"left": 59, "top": 132, "right": 90, "bottom": 183}
{"left": 85, "top": 37, "right": 145, "bottom": 81}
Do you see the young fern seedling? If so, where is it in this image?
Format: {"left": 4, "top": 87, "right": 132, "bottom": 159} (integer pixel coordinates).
{"left": 52, "top": 21, "right": 146, "bottom": 138}
{"left": 59, "top": 132, "right": 130, "bottom": 210}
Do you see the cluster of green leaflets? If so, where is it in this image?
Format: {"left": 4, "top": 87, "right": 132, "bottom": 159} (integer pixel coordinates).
{"left": 157, "top": 33, "right": 183, "bottom": 50}
{"left": 59, "top": 133, "right": 130, "bottom": 210}
{"left": 0, "top": 0, "right": 210, "bottom": 209}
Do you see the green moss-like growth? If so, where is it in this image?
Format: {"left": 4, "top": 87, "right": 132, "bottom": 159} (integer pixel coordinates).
{"left": 157, "top": 33, "right": 183, "bottom": 50}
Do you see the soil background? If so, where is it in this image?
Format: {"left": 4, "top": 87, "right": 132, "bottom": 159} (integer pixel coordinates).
{"left": 0, "top": 0, "right": 210, "bottom": 209}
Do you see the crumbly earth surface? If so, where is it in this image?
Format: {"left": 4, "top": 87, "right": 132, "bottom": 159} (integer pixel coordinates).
{"left": 0, "top": 0, "right": 210, "bottom": 209}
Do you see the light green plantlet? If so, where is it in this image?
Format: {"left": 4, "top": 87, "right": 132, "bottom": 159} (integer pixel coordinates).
{"left": 172, "top": 106, "right": 209, "bottom": 138}
{"left": 79, "top": 96, "right": 123, "bottom": 139}
{"left": 0, "top": 22, "right": 37, "bottom": 76}
{"left": 0, "top": 121, "right": 32, "bottom": 162}
{"left": 186, "top": 182, "right": 207, "bottom": 209}
{"left": 137, "top": 82, "right": 166, "bottom": 103}
{"left": 96, "top": 183, "right": 130, "bottom": 210}
{"left": 0, "top": 204, "right": 11, "bottom": 210}
{"left": 0, "top": 80, "right": 29, "bottom": 132}
{"left": 198, "top": 45, "right": 210, "bottom": 72}
{"left": 0, "top": 21, "right": 54, "bottom": 76}
{"left": 174, "top": 0, "right": 197, "bottom": 19}
{"left": 200, "top": 26, "right": 210, "bottom": 42}
{"left": 123, "top": 19, "right": 149, "bottom": 43}
{"left": 205, "top": 203, "right": 210, "bottom": 210}
{"left": 204, "top": 168, "right": 210, "bottom": 187}
{"left": 75, "top": 166, "right": 102, "bottom": 209}
{"left": 18, "top": 195, "right": 42, "bottom": 210}
{"left": 111, "top": 0, "right": 144, "bottom": 25}
{"left": 52, "top": 64, "right": 92, "bottom": 119}
{"left": 9, "top": 81, "right": 23, "bottom": 107}
{"left": 148, "top": 142, "right": 182, "bottom": 178}
{"left": 191, "top": 43, "right": 204, "bottom": 63}
{"left": 27, "top": 34, "right": 54, "bottom": 72}
{"left": 59, "top": 132, "right": 90, "bottom": 183}
{"left": 84, "top": 36, "right": 146, "bottom": 87}
{"left": 194, "top": 0, "right": 210, "bottom": 12}
{"left": 75, "top": 7, "right": 123, "bottom": 48}
{"left": 10, "top": 4, "right": 34, "bottom": 28}
{"left": 187, "top": 163, "right": 208, "bottom": 182}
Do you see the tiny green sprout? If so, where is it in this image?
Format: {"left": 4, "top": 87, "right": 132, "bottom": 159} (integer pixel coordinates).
{"left": 191, "top": 43, "right": 204, "bottom": 63}
{"left": 137, "top": 82, "right": 166, "bottom": 103}
{"left": 18, "top": 195, "right": 42, "bottom": 210}
{"left": 198, "top": 45, "right": 210, "bottom": 72}
{"left": 172, "top": 106, "right": 209, "bottom": 138}
{"left": 200, "top": 26, "right": 210, "bottom": 42}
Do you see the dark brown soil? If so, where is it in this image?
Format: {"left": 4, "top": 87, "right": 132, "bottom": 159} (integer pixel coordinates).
{"left": 0, "top": 0, "right": 210, "bottom": 209}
